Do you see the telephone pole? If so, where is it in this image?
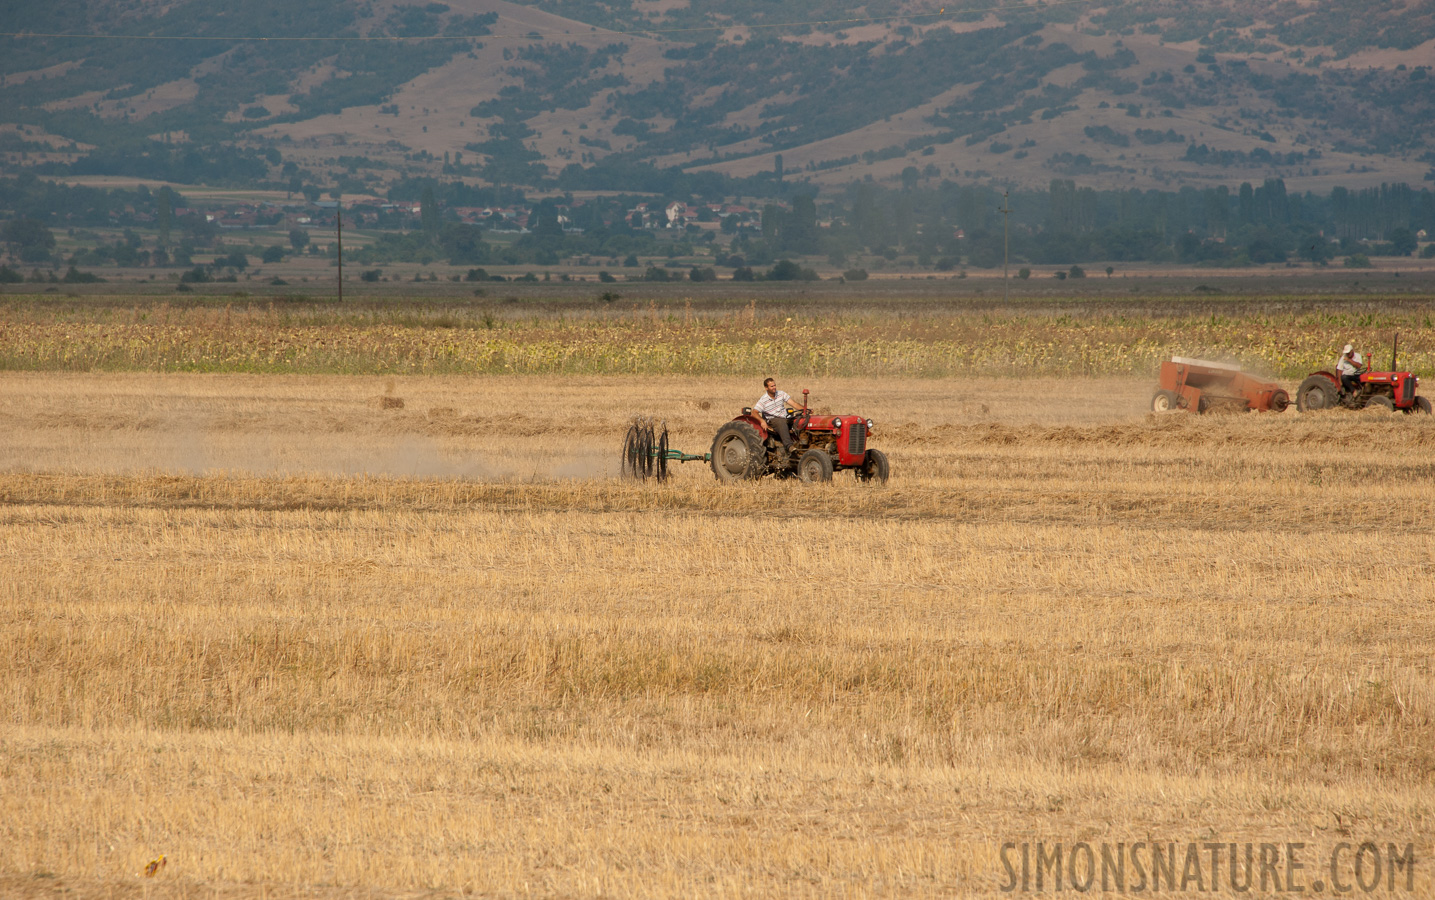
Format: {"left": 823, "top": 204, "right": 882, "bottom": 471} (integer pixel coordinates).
{"left": 336, "top": 203, "right": 343, "bottom": 303}
{"left": 1000, "top": 190, "right": 1011, "bottom": 303}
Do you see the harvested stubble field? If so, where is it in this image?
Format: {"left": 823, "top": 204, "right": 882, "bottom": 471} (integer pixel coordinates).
{"left": 1, "top": 295, "right": 1433, "bottom": 898}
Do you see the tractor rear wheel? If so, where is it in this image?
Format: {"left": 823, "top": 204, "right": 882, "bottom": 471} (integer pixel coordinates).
{"left": 1365, "top": 394, "right": 1395, "bottom": 412}
{"left": 1413, "top": 396, "right": 1433, "bottom": 415}
{"left": 856, "top": 448, "right": 890, "bottom": 484}
{"left": 710, "top": 421, "right": 765, "bottom": 482}
{"left": 1150, "top": 390, "right": 1178, "bottom": 412}
{"left": 797, "top": 449, "right": 834, "bottom": 483}
{"left": 1297, "top": 375, "right": 1337, "bottom": 412}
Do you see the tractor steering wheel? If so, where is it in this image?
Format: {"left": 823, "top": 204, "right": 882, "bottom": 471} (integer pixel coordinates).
{"left": 789, "top": 407, "right": 811, "bottom": 436}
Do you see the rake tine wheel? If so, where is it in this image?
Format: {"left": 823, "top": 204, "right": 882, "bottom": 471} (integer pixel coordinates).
{"left": 639, "top": 419, "right": 654, "bottom": 479}
{"left": 656, "top": 422, "right": 670, "bottom": 483}
{"left": 621, "top": 417, "right": 682, "bottom": 482}
{"left": 622, "top": 416, "right": 657, "bottom": 480}
{"left": 621, "top": 420, "right": 639, "bottom": 479}
{"left": 621, "top": 423, "right": 632, "bottom": 478}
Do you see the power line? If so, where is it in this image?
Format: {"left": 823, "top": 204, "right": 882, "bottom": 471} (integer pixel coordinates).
{"left": 0, "top": 0, "right": 1092, "bottom": 46}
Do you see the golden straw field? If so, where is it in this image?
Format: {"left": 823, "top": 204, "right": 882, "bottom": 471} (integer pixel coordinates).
{"left": 1, "top": 292, "right": 1433, "bottom": 898}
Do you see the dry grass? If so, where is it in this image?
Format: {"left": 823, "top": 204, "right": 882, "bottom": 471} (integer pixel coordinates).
{"left": 1, "top": 372, "right": 1433, "bottom": 898}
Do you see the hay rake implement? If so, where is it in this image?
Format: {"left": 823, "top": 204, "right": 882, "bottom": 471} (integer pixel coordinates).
{"left": 621, "top": 417, "right": 710, "bottom": 482}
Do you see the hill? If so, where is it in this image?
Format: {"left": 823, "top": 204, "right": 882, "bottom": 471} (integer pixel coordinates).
{"left": 2, "top": 0, "right": 1434, "bottom": 196}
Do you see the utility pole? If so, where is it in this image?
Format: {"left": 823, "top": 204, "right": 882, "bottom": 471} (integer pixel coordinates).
{"left": 336, "top": 203, "right": 343, "bottom": 303}
{"left": 1000, "top": 190, "right": 1011, "bottom": 303}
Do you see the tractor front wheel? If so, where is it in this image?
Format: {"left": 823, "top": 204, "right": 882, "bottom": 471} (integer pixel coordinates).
{"left": 1412, "top": 396, "right": 1433, "bottom": 415}
{"left": 1150, "top": 390, "right": 1178, "bottom": 412}
{"left": 797, "top": 449, "right": 834, "bottom": 483}
{"left": 1297, "top": 375, "right": 1337, "bottom": 412}
{"left": 710, "top": 421, "right": 765, "bottom": 482}
{"left": 1364, "top": 394, "right": 1395, "bottom": 412}
{"left": 856, "top": 448, "right": 890, "bottom": 484}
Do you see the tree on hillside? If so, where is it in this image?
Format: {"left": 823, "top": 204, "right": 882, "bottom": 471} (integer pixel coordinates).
{"left": 530, "top": 200, "right": 563, "bottom": 239}
{"left": 156, "top": 188, "right": 173, "bottom": 246}
{"left": 1388, "top": 226, "right": 1417, "bottom": 256}
{"left": 766, "top": 259, "right": 818, "bottom": 281}
{"left": 420, "top": 185, "right": 439, "bottom": 235}
{"left": 1298, "top": 233, "right": 1334, "bottom": 265}
{"left": 1238, "top": 182, "right": 1255, "bottom": 226}
{"left": 2, "top": 218, "right": 56, "bottom": 263}
{"left": 439, "top": 223, "right": 487, "bottom": 265}
{"left": 755, "top": 200, "right": 818, "bottom": 255}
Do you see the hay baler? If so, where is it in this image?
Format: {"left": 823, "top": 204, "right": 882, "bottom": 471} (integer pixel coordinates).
{"left": 1151, "top": 357, "right": 1289, "bottom": 414}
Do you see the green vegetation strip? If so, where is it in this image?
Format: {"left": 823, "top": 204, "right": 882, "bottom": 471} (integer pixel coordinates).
{"left": 1, "top": 298, "right": 1432, "bottom": 378}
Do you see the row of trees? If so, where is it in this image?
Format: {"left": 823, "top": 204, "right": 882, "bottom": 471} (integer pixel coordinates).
{"left": 5, "top": 174, "right": 1434, "bottom": 271}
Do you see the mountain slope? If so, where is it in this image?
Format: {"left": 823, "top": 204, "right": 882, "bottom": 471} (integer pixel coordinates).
{"left": 1, "top": 0, "right": 1433, "bottom": 193}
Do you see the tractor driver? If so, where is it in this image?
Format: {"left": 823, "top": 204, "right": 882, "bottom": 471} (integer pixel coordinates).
{"left": 754, "top": 377, "right": 797, "bottom": 452}
{"left": 1336, "top": 343, "right": 1365, "bottom": 394}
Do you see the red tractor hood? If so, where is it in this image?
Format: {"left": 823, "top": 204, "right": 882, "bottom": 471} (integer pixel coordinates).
{"left": 801, "top": 413, "right": 871, "bottom": 432}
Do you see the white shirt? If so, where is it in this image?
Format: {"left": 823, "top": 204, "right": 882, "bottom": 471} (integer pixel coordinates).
{"left": 754, "top": 390, "right": 792, "bottom": 418}
{"left": 1336, "top": 353, "right": 1363, "bottom": 376}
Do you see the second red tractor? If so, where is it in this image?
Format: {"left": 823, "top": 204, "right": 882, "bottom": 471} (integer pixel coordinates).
{"left": 1296, "top": 337, "right": 1430, "bottom": 414}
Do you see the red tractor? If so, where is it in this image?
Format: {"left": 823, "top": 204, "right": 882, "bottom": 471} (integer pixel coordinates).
{"left": 709, "top": 389, "right": 889, "bottom": 483}
{"left": 1296, "top": 336, "right": 1431, "bottom": 414}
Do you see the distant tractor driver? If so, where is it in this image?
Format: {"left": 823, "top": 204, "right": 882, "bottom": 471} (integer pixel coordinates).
{"left": 1336, "top": 343, "right": 1365, "bottom": 393}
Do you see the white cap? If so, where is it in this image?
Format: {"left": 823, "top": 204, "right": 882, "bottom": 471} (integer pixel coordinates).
{"left": 1343, "top": 343, "right": 1353, "bottom": 353}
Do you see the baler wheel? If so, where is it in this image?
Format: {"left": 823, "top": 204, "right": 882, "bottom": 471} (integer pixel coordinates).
{"left": 710, "top": 421, "right": 765, "bottom": 482}
{"left": 1364, "top": 394, "right": 1395, "bottom": 412}
{"left": 1297, "top": 375, "right": 1337, "bottom": 412}
{"left": 856, "top": 448, "right": 890, "bottom": 484}
{"left": 1269, "top": 389, "right": 1290, "bottom": 413}
{"left": 1150, "top": 390, "right": 1178, "bottom": 413}
{"left": 797, "top": 449, "right": 834, "bottom": 483}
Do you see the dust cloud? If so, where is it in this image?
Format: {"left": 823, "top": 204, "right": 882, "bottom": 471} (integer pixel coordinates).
{"left": 0, "top": 373, "right": 1189, "bottom": 485}
{"left": 0, "top": 409, "right": 622, "bottom": 483}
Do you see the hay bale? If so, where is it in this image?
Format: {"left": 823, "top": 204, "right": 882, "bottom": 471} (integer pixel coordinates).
{"left": 370, "top": 396, "right": 405, "bottom": 410}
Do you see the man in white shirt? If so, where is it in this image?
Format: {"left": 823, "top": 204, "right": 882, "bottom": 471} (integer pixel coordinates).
{"left": 753, "top": 377, "right": 796, "bottom": 451}
{"left": 1336, "top": 343, "right": 1365, "bottom": 394}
